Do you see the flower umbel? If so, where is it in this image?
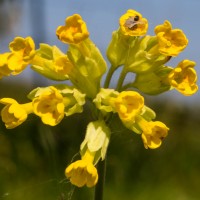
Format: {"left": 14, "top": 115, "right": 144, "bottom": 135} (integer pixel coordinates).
{"left": 0, "top": 8, "right": 197, "bottom": 196}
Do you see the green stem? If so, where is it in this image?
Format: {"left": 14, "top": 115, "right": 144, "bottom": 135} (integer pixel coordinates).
{"left": 116, "top": 68, "right": 127, "bottom": 91}
{"left": 94, "top": 158, "right": 106, "bottom": 200}
{"left": 104, "top": 65, "right": 118, "bottom": 88}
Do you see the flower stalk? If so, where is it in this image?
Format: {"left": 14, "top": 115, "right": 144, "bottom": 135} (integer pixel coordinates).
{"left": 94, "top": 159, "right": 106, "bottom": 200}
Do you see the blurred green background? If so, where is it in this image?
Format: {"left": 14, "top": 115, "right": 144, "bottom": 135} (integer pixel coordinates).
{"left": 0, "top": 83, "right": 200, "bottom": 200}
{"left": 0, "top": 0, "right": 200, "bottom": 200}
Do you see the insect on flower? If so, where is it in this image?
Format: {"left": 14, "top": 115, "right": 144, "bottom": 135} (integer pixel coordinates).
{"left": 124, "top": 15, "right": 141, "bottom": 30}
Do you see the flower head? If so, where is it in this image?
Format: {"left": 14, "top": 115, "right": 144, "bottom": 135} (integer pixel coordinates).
{"left": 111, "top": 91, "right": 144, "bottom": 122}
{"left": 65, "top": 150, "right": 98, "bottom": 187}
{"left": 119, "top": 9, "right": 148, "bottom": 36}
{"left": 0, "top": 98, "right": 32, "bottom": 129}
{"left": 32, "top": 86, "right": 65, "bottom": 126}
{"left": 56, "top": 14, "right": 89, "bottom": 44}
{"left": 155, "top": 20, "right": 188, "bottom": 56}
{"left": 168, "top": 60, "right": 198, "bottom": 96}
{"left": 137, "top": 117, "right": 169, "bottom": 149}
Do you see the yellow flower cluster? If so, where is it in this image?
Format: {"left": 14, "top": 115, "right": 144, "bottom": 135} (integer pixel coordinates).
{"left": 0, "top": 9, "right": 197, "bottom": 190}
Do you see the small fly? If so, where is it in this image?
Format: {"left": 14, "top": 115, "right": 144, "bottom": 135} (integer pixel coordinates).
{"left": 124, "top": 15, "right": 140, "bottom": 30}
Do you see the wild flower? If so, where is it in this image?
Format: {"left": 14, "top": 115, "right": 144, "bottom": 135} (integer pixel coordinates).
{"left": 0, "top": 9, "right": 197, "bottom": 199}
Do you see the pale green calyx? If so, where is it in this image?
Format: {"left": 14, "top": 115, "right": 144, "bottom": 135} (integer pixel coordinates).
{"left": 80, "top": 120, "right": 111, "bottom": 165}
{"left": 124, "top": 36, "right": 170, "bottom": 74}
{"left": 132, "top": 66, "right": 172, "bottom": 95}
{"left": 31, "top": 43, "right": 73, "bottom": 81}
{"left": 93, "top": 88, "right": 119, "bottom": 115}
{"left": 67, "top": 38, "right": 107, "bottom": 98}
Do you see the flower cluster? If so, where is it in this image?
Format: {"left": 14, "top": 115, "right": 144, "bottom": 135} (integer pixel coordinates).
{"left": 0, "top": 9, "right": 198, "bottom": 188}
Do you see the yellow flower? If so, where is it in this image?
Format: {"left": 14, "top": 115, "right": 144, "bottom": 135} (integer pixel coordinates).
{"left": 0, "top": 53, "right": 12, "bottom": 78}
{"left": 32, "top": 86, "right": 65, "bottom": 126}
{"left": 65, "top": 150, "right": 98, "bottom": 187}
{"left": 168, "top": 60, "right": 198, "bottom": 96}
{"left": 137, "top": 117, "right": 169, "bottom": 149}
{"left": 155, "top": 20, "right": 188, "bottom": 56}
{"left": 56, "top": 14, "right": 89, "bottom": 44}
{"left": 9, "top": 36, "right": 35, "bottom": 61}
{"left": 119, "top": 9, "right": 148, "bottom": 36}
{"left": 8, "top": 36, "right": 36, "bottom": 74}
{"left": 111, "top": 91, "right": 144, "bottom": 122}
{"left": 53, "top": 55, "right": 73, "bottom": 76}
{"left": 0, "top": 98, "right": 33, "bottom": 129}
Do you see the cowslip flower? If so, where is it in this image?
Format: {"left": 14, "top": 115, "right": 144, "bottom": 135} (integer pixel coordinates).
{"left": 8, "top": 36, "right": 35, "bottom": 74}
{"left": 137, "top": 117, "right": 169, "bottom": 149}
{"left": 155, "top": 20, "right": 188, "bottom": 56}
{"left": 66, "top": 120, "right": 110, "bottom": 187}
{"left": 0, "top": 98, "right": 33, "bottom": 129}
{"left": 0, "top": 53, "right": 12, "bottom": 78}
{"left": 65, "top": 150, "right": 98, "bottom": 187}
{"left": 119, "top": 9, "right": 148, "bottom": 36}
{"left": 111, "top": 91, "right": 144, "bottom": 122}
{"left": 32, "top": 86, "right": 65, "bottom": 126}
{"left": 31, "top": 44, "right": 74, "bottom": 81}
{"left": 168, "top": 60, "right": 198, "bottom": 96}
{"left": 9, "top": 36, "right": 35, "bottom": 61}
{"left": 56, "top": 14, "right": 89, "bottom": 44}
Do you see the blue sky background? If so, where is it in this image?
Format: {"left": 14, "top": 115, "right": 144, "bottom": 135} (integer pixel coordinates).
{"left": 0, "top": 0, "right": 199, "bottom": 104}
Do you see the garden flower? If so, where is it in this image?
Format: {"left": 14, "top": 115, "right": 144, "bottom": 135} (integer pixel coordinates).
{"left": 65, "top": 150, "right": 98, "bottom": 187}
{"left": 155, "top": 20, "right": 188, "bottom": 56}
{"left": 32, "top": 86, "right": 65, "bottom": 126}
{"left": 0, "top": 98, "right": 33, "bottom": 129}
{"left": 0, "top": 53, "right": 12, "bottom": 78}
{"left": 119, "top": 9, "right": 148, "bottom": 36}
{"left": 8, "top": 36, "right": 36, "bottom": 74}
{"left": 56, "top": 14, "right": 89, "bottom": 44}
{"left": 168, "top": 60, "right": 198, "bottom": 96}
{"left": 111, "top": 91, "right": 144, "bottom": 122}
{"left": 137, "top": 117, "right": 169, "bottom": 149}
